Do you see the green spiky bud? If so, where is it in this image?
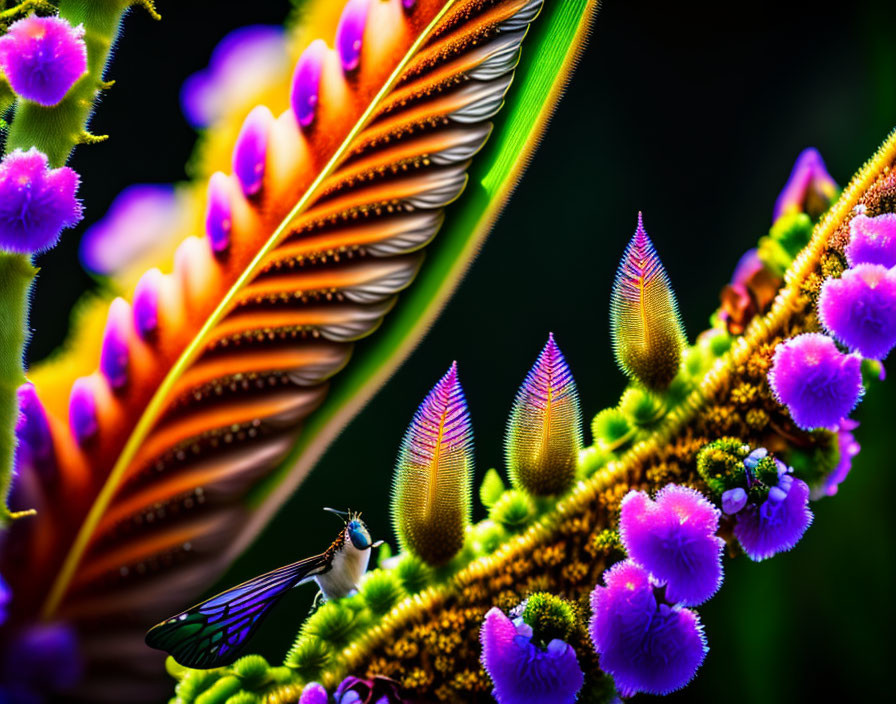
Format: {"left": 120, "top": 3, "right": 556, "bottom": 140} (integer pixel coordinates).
{"left": 707, "top": 330, "right": 733, "bottom": 358}
{"left": 521, "top": 592, "right": 577, "bottom": 647}
{"left": 479, "top": 468, "right": 506, "bottom": 508}
{"left": 166, "top": 656, "right": 190, "bottom": 681}
{"left": 231, "top": 655, "right": 269, "bottom": 689}
{"left": 759, "top": 212, "right": 813, "bottom": 275}
{"left": 285, "top": 637, "right": 333, "bottom": 680}
{"left": 490, "top": 489, "right": 536, "bottom": 532}
{"left": 395, "top": 553, "right": 432, "bottom": 594}
{"left": 175, "top": 670, "right": 220, "bottom": 703}
{"left": 610, "top": 213, "right": 687, "bottom": 391}
{"left": 505, "top": 334, "right": 583, "bottom": 496}
{"left": 664, "top": 373, "right": 692, "bottom": 408}
{"left": 267, "top": 667, "right": 293, "bottom": 685}
{"left": 619, "top": 387, "right": 664, "bottom": 427}
{"left": 391, "top": 363, "right": 473, "bottom": 566}
{"left": 301, "top": 601, "right": 367, "bottom": 649}
{"left": 696, "top": 437, "right": 750, "bottom": 495}
{"left": 473, "top": 520, "right": 507, "bottom": 555}
{"left": 195, "top": 676, "right": 241, "bottom": 704}
{"left": 591, "top": 408, "right": 631, "bottom": 447}
{"left": 684, "top": 345, "right": 708, "bottom": 377}
{"left": 771, "top": 211, "right": 813, "bottom": 258}
{"left": 577, "top": 445, "right": 611, "bottom": 479}
{"left": 361, "top": 570, "right": 406, "bottom": 616}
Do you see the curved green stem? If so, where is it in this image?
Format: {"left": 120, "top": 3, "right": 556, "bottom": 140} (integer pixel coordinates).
{"left": 4, "top": 0, "right": 158, "bottom": 166}
{"left": 0, "top": 0, "right": 158, "bottom": 524}
{"left": 0, "top": 254, "right": 37, "bottom": 525}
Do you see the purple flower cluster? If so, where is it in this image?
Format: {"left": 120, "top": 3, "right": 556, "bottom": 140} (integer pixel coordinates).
{"left": 480, "top": 606, "right": 583, "bottom": 704}
{"left": 588, "top": 485, "right": 719, "bottom": 696}
{"left": 819, "top": 264, "right": 896, "bottom": 360}
{"left": 846, "top": 212, "right": 896, "bottom": 268}
{"left": 298, "top": 676, "right": 407, "bottom": 703}
{"left": 619, "top": 485, "right": 724, "bottom": 606}
{"left": 590, "top": 560, "right": 707, "bottom": 697}
{"left": 712, "top": 448, "right": 815, "bottom": 560}
{"left": 734, "top": 476, "right": 812, "bottom": 561}
{"left": 763, "top": 211, "right": 891, "bottom": 499}
{"left": 0, "top": 148, "right": 82, "bottom": 254}
{"left": 814, "top": 419, "right": 860, "bottom": 499}
{"left": 768, "top": 333, "right": 863, "bottom": 430}
{"left": 299, "top": 682, "right": 329, "bottom": 704}
{"left": 768, "top": 210, "right": 895, "bottom": 470}
{"left": 0, "top": 15, "right": 87, "bottom": 106}
{"left": 817, "top": 213, "right": 896, "bottom": 362}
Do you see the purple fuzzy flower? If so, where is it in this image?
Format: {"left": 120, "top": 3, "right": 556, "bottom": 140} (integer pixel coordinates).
{"left": 814, "top": 419, "right": 860, "bottom": 499}
{"left": 734, "top": 474, "right": 813, "bottom": 561}
{"left": 846, "top": 213, "right": 896, "bottom": 268}
{"left": 0, "top": 15, "right": 87, "bottom": 106}
{"left": 299, "top": 682, "right": 329, "bottom": 704}
{"left": 480, "top": 606, "right": 583, "bottom": 704}
{"left": 819, "top": 264, "right": 896, "bottom": 359}
{"left": 0, "top": 148, "right": 82, "bottom": 254}
{"left": 590, "top": 560, "right": 706, "bottom": 697}
{"left": 180, "top": 25, "right": 287, "bottom": 128}
{"left": 768, "top": 333, "right": 863, "bottom": 430}
{"left": 619, "top": 485, "right": 724, "bottom": 606}
{"left": 773, "top": 147, "right": 837, "bottom": 221}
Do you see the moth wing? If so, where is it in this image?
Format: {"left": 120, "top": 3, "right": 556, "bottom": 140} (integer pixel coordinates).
{"left": 145, "top": 552, "right": 330, "bottom": 669}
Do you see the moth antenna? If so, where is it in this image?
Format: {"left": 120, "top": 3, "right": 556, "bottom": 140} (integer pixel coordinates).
{"left": 322, "top": 507, "right": 350, "bottom": 523}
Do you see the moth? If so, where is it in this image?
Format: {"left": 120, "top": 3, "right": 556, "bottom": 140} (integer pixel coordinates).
{"left": 145, "top": 509, "right": 381, "bottom": 669}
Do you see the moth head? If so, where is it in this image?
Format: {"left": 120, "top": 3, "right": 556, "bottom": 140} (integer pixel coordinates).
{"left": 324, "top": 507, "right": 379, "bottom": 550}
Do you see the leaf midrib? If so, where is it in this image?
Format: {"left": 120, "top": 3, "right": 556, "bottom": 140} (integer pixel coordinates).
{"left": 41, "top": 0, "right": 461, "bottom": 620}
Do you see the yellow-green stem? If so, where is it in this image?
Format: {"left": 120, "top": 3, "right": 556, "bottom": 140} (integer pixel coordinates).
{"left": 0, "top": 253, "right": 37, "bottom": 525}
{"left": 0, "top": 1, "right": 157, "bottom": 523}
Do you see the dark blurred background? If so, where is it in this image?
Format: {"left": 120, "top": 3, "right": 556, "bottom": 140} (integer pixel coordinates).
{"left": 27, "top": 0, "right": 896, "bottom": 701}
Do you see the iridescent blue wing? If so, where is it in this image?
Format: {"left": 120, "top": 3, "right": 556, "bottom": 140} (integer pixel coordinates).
{"left": 145, "top": 552, "right": 330, "bottom": 668}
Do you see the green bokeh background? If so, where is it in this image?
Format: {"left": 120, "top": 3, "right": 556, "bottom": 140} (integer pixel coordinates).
{"left": 28, "top": 0, "right": 896, "bottom": 700}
